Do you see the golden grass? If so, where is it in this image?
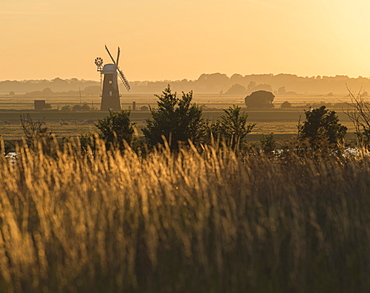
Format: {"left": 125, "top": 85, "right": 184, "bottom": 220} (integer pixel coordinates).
{"left": 0, "top": 140, "right": 369, "bottom": 292}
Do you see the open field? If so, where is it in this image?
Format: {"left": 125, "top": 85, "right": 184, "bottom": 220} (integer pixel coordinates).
{"left": 0, "top": 109, "right": 357, "bottom": 141}
{"left": 0, "top": 92, "right": 359, "bottom": 141}
{"left": 0, "top": 91, "right": 355, "bottom": 109}
{"left": 0, "top": 140, "right": 369, "bottom": 292}
{"left": 0, "top": 93, "right": 367, "bottom": 292}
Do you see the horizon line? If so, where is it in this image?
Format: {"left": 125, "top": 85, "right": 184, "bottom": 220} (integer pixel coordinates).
{"left": 1, "top": 72, "right": 370, "bottom": 83}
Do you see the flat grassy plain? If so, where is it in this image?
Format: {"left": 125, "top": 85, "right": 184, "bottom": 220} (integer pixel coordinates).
{"left": 0, "top": 92, "right": 357, "bottom": 141}
{"left": 0, "top": 109, "right": 357, "bottom": 142}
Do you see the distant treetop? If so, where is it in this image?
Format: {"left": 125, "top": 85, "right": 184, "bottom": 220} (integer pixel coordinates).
{"left": 245, "top": 90, "right": 275, "bottom": 109}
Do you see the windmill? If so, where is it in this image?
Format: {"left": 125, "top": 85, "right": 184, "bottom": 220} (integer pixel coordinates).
{"left": 94, "top": 45, "right": 130, "bottom": 111}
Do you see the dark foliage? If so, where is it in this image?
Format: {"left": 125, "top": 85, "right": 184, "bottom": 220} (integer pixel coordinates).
{"left": 72, "top": 103, "right": 91, "bottom": 112}
{"left": 209, "top": 105, "right": 255, "bottom": 149}
{"left": 280, "top": 101, "right": 292, "bottom": 108}
{"left": 245, "top": 90, "right": 275, "bottom": 108}
{"left": 298, "top": 106, "right": 347, "bottom": 150}
{"left": 346, "top": 89, "right": 370, "bottom": 147}
{"left": 95, "top": 110, "right": 135, "bottom": 150}
{"left": 142, "top": 85, "right": 205, "bottom": 150}
{"left": 20, "top": 114, "right": 53, "bottom": 147}
{"left": 260, "top": 132, "right": 277, "bottom": 154}
{"left": 224, "top": 84, "right": 247, "bottom": 95}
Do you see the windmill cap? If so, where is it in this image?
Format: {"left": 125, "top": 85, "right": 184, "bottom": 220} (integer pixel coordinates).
{"left": 102, "top": 64, "right": 116, "bottom": 74}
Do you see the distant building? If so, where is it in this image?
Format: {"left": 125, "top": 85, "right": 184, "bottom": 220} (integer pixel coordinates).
{"left": 34, "top": 100, "right": 46, "bottom": 110}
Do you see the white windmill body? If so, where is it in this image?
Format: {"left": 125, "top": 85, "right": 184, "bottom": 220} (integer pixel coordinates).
{"left": 95, "top": 46, "right": 130, "bottom": 111}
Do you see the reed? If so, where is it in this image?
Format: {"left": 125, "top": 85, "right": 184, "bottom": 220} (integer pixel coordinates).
{"left": 0, "top": 139, "right": 369, "bottom": 292}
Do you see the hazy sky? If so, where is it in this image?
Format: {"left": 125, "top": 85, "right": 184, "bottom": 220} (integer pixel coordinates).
{"left": 1, "top": 0, "right": 370, "bottom": 81}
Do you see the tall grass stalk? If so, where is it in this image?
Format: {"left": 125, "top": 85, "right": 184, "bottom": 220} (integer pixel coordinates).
{"left": 0, "top": 139, "right": 369, "bottom": 292}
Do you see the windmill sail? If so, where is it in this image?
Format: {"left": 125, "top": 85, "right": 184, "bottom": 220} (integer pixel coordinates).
{"left": 104, "top": 45, "right": 130, "bottom": 91}
{"left": 117, "top": 68, "right": 130, "bottom": 91}
{"left": 105, "top": 45, "right": 116, "bottom": 64}
{"left": 116, "top": 47, "right": 120, "bottom": 65}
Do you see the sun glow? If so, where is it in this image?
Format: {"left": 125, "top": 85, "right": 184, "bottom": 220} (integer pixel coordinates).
{"left": 1, "top": 0, "right": 370, "bottom": 81}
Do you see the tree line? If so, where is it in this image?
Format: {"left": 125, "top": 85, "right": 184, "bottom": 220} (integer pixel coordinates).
{"left": 2, "top": 73, "right": 370, "bottom": 96}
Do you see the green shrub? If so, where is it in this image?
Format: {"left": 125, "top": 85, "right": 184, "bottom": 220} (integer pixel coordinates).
{"left": 142, "top": 85, "right": 205, "bottom": 150}
{"left": 260, "top": 132, "right": 276, "bottom": 154}
{"left": 95, "top": 110, "right": 135, "bottom": 150}
{"left": 209, "top": 105, "right": 255, "bottom": 149}
{"left": 298, "top": 106, "right": 347, "bottom": 150}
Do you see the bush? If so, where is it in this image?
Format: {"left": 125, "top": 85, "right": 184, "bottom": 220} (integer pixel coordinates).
{"left": 20, "top": 114, "right": 53, "bottom": 147}
{"left": 346, "top": 89, "right": 370, "bottom": 147}
{"left": 298, "top": 106, "right": 347, "bottom": 150}
{"left": 260, "top": 132, "right": 276, "bottom": 154}
{"left": 95, "top": 110, "right": 135, "bottom": 150}
{"left": 209, "top": 105, "right": 255, "bottom": 149}
{"left": 142, "top": 85, "right": 205, "bottom": 150}
{"left": 224, "top": 84, "right": 247, "bottom": 96}
{"left": 61, "top": 105, "right": 71, "bottom": 112}
{"left": 245, "top": 90, "right": 275, "bottom": 108}
{"left": 72, "top": 103, "right": 91, "bottom": 112}
{"left": 280, "top": 101, "right": 292, "bottom": 108}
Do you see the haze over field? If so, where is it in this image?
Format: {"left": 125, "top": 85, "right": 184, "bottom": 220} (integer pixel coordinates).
{"left": 1, "top": 0, "right": 370, "bottom": 81}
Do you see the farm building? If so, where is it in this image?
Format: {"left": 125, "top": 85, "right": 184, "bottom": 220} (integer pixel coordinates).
{"left": 34, "top": 100, "right": 46, "bottom": 110}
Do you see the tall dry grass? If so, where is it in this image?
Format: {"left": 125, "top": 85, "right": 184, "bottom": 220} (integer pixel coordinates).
{"left": 0, "top": 139, "right": 369, "bottom": 292}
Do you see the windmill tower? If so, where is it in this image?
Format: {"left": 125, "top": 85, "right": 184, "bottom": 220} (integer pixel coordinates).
{"left": 95, "top": 45, "right": 130, "bottom": 111}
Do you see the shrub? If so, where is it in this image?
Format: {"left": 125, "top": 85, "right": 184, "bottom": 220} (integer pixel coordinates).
{"left": 346, "top": 89, "right": 370, "bottom": 147}
{"left": 224, "top": 84, "right": 247, "bottom": 96}
{"left": 245, "top": 90, "right": 275, "bottom": 108}
{"left": 142, "top": 85, "right": 205, "bottom": 150}
{"left": 280, "top": 101, "right": 292, "bottom": 108}
{"left": 95, "top": 110, "right": 135, "bottom": 150}
{"left": 209, "top": 105, "right": 255, "bottom": 149}
{"left": 298, "top": 106, "right": 347, "bottom": 150}
{"left": 61, "top": 105, "right": 71, "bottom": 112}
{"left": 72, "top": 103, "right": 90, "bottom": 112}
{"left": 20, "top": 114, "right": 53, "bottom": 147}
{"left": 260, "top": 132, "right": 276, "bottom": 154}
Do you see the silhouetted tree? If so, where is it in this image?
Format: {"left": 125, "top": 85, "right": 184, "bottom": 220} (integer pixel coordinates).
{"left": 72, "top": 105, "right": 82, "bottom": 112}
{"left": 209, "top": 105, "right": 255, "bottom": 149}
{"left": 224, "top": 84, "right": 247, "bottom": 96}
{"left": 298, "top": 106, "right": 347, "bottom": 150}
{"left": 42, "top": 88, "right": 53, "bottom": 95}
{"left": 245, "top": 90, "right": 275, "bottom": 108}
{"left": 346, "top": 89, "right": 370, "bottom": 147}
{"left": 95, "top": 110, "right": 135, "bottom": 150}
{"left": 281, "top": 101, "right": 292, "bottom": 108}
{"left": 230, "top": 73, "right": 244, "bottom": 84}
{"left": 260, "top": 133, "right": 276, "bottom": 154}
{"left": 20, "top": 114, "right": 53, "bottom": 148}
{"left": 61, "top": 105, "right": 71, "bottom": 112}
{"left": 142, "top": 85, "right": 205, "bottom": 150}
